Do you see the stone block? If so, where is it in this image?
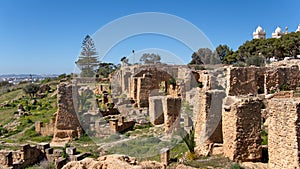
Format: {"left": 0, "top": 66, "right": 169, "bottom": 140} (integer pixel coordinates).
{"left": 149, "top": 96, "right": 164, "bottom": 125}
{"left": 66, "top": 147, "right": 76, "bottom": 155}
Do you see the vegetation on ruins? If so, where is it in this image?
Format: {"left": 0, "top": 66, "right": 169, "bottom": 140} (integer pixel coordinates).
{"left": 75, "top": 35, "right": 99, "bottom": 77}
{"left": 181, "top": 127, "right": 195, "bottom": 155}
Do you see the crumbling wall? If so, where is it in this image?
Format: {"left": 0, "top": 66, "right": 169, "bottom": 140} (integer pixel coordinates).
{"left": 267, "top": 98, "right": 300, "bottom": 169}
{"left": 195, "top": 90, "right": 225, "bottom": 155}
{"left": 35, "top": 117, "right": 55, "bottom": 136}
{"left": 133, "top": 68, "right": 173, "bottom": 107}
{"left": 222, "top": 96, "right": 262, "bottom": 162}
{"left": 53, "top": 82, "right": 82, "bottom": 143}
{"left": 226, "top": 67, "right": 265, "bottom": 96}
{"left": 265, "top": 65, "right": 300, "bottom": 94}
{"left": 0, "top": 143, "right": 47, "bottom": 169}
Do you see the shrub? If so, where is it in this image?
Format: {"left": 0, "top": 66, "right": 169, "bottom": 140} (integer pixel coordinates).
{"left": 23, "top": 83, "right": 40, "bottom": 98}
{"left": 246, "top": 56, "right": 265, "bottom": 67}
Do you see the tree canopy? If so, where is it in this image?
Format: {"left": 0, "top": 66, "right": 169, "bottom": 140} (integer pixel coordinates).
{"left": 23, "top": 83, "right": 40, "bottom": 98}
{"left": 76, "top": 35, "right": 99, "bottom": 77}
{"left": 140, "top": 53, "right": 161, "bottom": 64}
{"left": 223, "top": 32, "right": 300, "bottom": 64}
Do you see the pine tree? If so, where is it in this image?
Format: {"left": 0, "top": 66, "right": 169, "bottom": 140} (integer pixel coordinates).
{"left": 76, "top": 35, "right": 99, "bottom": 77}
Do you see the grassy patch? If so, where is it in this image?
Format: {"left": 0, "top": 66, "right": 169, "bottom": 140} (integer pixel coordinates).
{"left": 261, "top": 128, "right": 268, "bottom": 145}
{"left": 183, "top": 155, "right": 231, "bottom": 168}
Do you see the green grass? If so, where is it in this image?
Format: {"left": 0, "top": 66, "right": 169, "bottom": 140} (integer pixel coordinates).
{"left": 0, "top": 108, "right": 16, "bottom": 126}
{"left": 261, "top": 129, "right": 268, "bottom": 145}
{"left": 0, "top": 89, "right": 23, "bottom": 103}
{"left": 183, "top": 155, "right": 231, "bottom": 168}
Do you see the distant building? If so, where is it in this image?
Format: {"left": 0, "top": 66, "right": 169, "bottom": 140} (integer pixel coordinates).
{"left": 253, "top": 26, "right": 266, "bottom": 39}
{"left": 272, "top": 26, "right": 284, "bottom": 38}
{"left": 253, "top": 24, "right": 299, "bottom": 40}
{"left": 296, "top": 24, "right": 300, "bottom": 32}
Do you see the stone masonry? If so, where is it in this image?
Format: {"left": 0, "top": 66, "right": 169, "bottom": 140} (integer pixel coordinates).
{"left": 267, "top": 98, "right": 300, "bottom": 169}
{"left": 222, "top": 96, "right": 262, "bottom": 162}
{"left": 163, "top": 96, "right": 181, "bottom": 134}
{"left": 195, "top": 90, "right": 225, "bottom": 155}
{"left": 265, "top": 65, "right": 300, "bottom": 94}
{"left": 149, "top": 96, "right": 165, "bottom": 125}
{"left": 226, "top": 66, "right": 265, "bottom": 96}
{"left": 52, "top": 82, "right": 82, "bottom": 144}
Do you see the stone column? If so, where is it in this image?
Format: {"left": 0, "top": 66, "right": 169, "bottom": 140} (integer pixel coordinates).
{"left": 160, "top": 148, "right": 170, "bottom": 165}
{"left": 222, "top": 96, "right": 262, "bottom": 162}
{"left": 149, "top": 96, "right": 164, "bottom": 125}
{"left": 109, "top": 119, "right": 118, "bottom": 133}
{"left": 195, "top": 90, "right": 225, "bottom": 156}
{"left": 163, "top": 96, "right": 181, "bottom": 134}
{"left": 268, "top": 98, "right": 300, "bottom": 169}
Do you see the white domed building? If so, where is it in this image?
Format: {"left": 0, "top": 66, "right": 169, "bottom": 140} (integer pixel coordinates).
{"left": 253, "top": 26, "right": 266, "bottom": 39}
{"left": 272, "top": 26, "right": 284, "bottom": 38}
{"left": 296, "top": 24, "right": 300, "bottom": 32}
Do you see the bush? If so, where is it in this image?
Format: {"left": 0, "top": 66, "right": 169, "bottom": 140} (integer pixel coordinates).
{"left": 231, "top": 163, "right": 245, "bottom": 169}
{"left": 23, "top": 83, "right": 40, "bottom": 98}
{"left": 246, "top": 56, "right": 265, "bottom": 67}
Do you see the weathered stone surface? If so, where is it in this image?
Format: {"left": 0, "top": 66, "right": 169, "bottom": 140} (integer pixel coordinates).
{"left": 222, "top": 96, "right": 262, "bottom": 162}
{"left": 52, "top": 82, "right": 82, "bottom": 143}
{"left": 226, "top": 66, "right": 265, "bottom": 96}
{"left": 195, "top": 90, "right": 225, "bottom": 156}
{"left": 265, "top": 65, "right": 299, "bottom": 94}
{"left": 149, "top": 96, "right": 165, "bottom": 125}
{"left": 163, "top": 96, "right": 181, "bottom": 133}
{"left": 267, "top": 98, "right": 300, "bottom": 169}
{"left": 62, "top": 155, "right": 165, "bottom": 169}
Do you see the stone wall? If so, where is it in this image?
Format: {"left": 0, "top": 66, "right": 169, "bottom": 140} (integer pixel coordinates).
{"left": 222, "top": 96, "right": 262, "bottom": 162}
{"left": 195, "top": 90, "right": 225, "bottom": 155}
{"left": 0, "top": 143, "right": 47, "bottom": 168}
{"left": 267, "top": 98, "right": 300, "bottom": 169}
{"left": 265, "top": 65, "right": 300, "bottom": 94}
{"left": 226, "top": 66, "right": 265, "bottom": 96}
{"left": 53, "top": 82, "right": 82, "bottom": 143}
{"left": 149, "top": 96, "right": 164, "bottom": 125}
{"left": 131, "top": 68, "right": 173, "bottom": 107}
{"left": 162, "top": 96, "right": 181, "bottom": 134}
{"left": 35, "top": 117, "right": 55, "bottom": 136}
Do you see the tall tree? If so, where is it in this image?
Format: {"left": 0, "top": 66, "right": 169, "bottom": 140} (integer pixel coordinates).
{"left": 215, "top": 45, "right": 232, "bottom": 62}
{"left": 76, "top": 35, "right": 99, "bottom": 77}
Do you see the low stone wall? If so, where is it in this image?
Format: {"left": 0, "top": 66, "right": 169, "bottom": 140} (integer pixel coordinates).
{"left": 222, "top": 96, "right": 262, "bottom": 162}
{"left": 0, "top": 143, "right": 48, "bottom": 168}
{"left": 267, "top": 98, "right": 300, "bottom": 169}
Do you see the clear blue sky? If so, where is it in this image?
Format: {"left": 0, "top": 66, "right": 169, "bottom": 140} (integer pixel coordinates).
{"left": 0, "top": 0, "right": 299, "bottom": 74}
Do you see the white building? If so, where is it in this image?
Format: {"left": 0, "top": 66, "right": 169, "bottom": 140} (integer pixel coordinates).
{"left": 272, "top": 26, "right": 284, "bottom": 38}
{"left": 296, "top": 24, "right": 300, "bottom": 32}
{"left": 253, "top": 26, "right": 266, "bottom": 39}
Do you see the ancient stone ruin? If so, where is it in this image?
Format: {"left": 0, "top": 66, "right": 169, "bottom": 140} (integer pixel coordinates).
{"left": 52, "top": 82, "right": 82, "bottom": 145}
